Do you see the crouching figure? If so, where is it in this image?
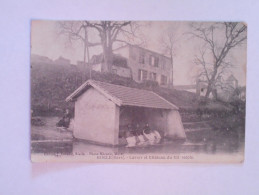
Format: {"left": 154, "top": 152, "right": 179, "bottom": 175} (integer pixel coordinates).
{"left": 143, "top": 124, "right": 161, "bottom": 144}
{"left": 56, "top": 109, "right": 71, "bottom": 129}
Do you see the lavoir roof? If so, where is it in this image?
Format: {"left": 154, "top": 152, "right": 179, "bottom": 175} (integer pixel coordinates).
{"left": 66, "top": 80, "right": 178, "bottom": 110}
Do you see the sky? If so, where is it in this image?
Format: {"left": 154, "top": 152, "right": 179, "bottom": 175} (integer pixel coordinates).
{"left": 31, "top": 20, "right": 247, "bottom": 86}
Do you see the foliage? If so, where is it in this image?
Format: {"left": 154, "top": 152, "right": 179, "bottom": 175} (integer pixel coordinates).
{"left": 31, "top": 61, "right": 236, "bottom": 116}
{"left": 138, "top": 80, "right": 159, "bottom": 90}
{"left": 208, "top": 111, "right": 245, "bottom": 132}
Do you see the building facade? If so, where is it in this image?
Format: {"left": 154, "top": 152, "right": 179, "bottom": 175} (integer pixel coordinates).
{"left": 90, "top": 45, "right": 173, "bottom": 87}
{"left": 113, "top": 44, "right": 173, "bottom": 87}
{"left": 66, "top": 80, "right": 186, "bottom": 145}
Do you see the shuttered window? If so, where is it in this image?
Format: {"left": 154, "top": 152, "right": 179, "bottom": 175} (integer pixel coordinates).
{"left": 161, "top": 75, "right": 167, "bottom": 85}
{"left": 138, "top": 69, "right": 148, "bottom": 81}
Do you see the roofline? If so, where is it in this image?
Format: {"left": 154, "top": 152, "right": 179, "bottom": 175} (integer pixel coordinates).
{"left": 65, "top": 80, "right": 122, "bottom": 106}
{"left": 151, "top": 91, "right": 179, "bottom": 110}
{"left": 113, "top": 44, "right": 129, "bottom": 52}
{"left": 65, "top": 81, "right": 89, "bottom": 102}
{"left": 113, "top": 44, "right": 171, "bottom": 60}
{"left": 66, "top": 80, "right": 179, "bottom": 110}
{"left": 31, "top": 61, "right": 78, "bottom": 67}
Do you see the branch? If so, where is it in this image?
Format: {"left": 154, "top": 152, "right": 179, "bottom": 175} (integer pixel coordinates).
{"left": 194, "top": 49, "right": 211, "bottom": 82}
{"left": 58, "top": 21, "right": 101, "bottom": 47}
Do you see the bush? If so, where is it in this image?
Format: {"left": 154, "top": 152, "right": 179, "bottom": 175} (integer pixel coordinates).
{"left": 139, "top": 80, "right": 159, "bottom": 89}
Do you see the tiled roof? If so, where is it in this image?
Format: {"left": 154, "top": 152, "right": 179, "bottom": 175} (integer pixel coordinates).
{"left": 227, "top": 75, "right": 237, "bottom": 81}
{"left": 66, "top": 80, "right": 178, "bottom": 110}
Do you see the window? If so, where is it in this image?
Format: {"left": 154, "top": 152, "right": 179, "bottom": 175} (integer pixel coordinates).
{"left": 149, "top": 55, "right": 159, "bottom": 67}
{"left": 154, "top": 57, "right": 159, "bottom": 67}
{"left": 139, "top": 52, "right": 145, "bottom": 64}
{"left": 149, "top": 72, "right": 157, "bottom": 81}
{"left": 161, "top": 75, "right": 167, "bottom": 85}
{"left": 130, "top": 50, "right": 137, "bottom": 61}
{"left": 149, "top": 55, "right": 155, "bottom": 66}
{"left": 161, "top": 59, "right": 166, "bottom": 70}
{"left": 143, "top": 70, "right": 148, "bottom": 80}
{"left": 138, "top": 69, "right": 148, "bottom": 81}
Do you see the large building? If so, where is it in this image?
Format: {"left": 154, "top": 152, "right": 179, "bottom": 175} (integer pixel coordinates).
{"left": 91, "top": 44, "right": 173, "bottom": 87}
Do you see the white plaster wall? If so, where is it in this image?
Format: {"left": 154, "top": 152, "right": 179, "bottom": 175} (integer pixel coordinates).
{"left": 74, "top": 87, "right": 119, "bottom": 145}
{"left": 167, "top": 110, "right": 186, "bottom": 139}
{"left": 111, "top": 65, "right": 131, "bottom": 78}
{"left": 92, "top": 63, "right": 102, "bottom": 72}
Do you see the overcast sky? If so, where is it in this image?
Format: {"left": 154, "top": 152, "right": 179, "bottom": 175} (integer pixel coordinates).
{"left": 31, "top": 20, "right": 246, "bottom": 86}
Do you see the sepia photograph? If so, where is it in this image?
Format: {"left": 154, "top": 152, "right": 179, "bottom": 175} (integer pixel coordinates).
{"left": 30, "top": 20, "right": 247, "bottom": 163}
{"left": 3, "top": 0, "right": 259, "bottom": 194}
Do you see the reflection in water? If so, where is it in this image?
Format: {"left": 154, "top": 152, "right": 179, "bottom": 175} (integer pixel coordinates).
{"left": 31, "top": 117, "right": 244, "bottom": 156}
{"left": 31, "top": 141, "right": 73, "bottom": 155}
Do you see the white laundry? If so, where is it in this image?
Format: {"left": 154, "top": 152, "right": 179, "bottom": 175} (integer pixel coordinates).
{"left": 153, "top": 130, "right": 161, "bottom": 139}
{"left": 126, "top": 136, "right": 137, "bottom": 147}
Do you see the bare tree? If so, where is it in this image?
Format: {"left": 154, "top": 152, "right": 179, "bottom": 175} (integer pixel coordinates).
{"left": 191, "top": 22, "right": 247, "bottom": 100}
{"left": 161, "top": 29, "right": 178, "bottom": 87}
{"left": 84, "top": 21, "right": 144, "bottom": 72}
{"left": 58, "top": 21, "right": 100, "bottom": 81}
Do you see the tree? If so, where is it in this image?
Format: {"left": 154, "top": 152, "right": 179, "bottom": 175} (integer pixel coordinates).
{"left": 161, "top": 29, "right": 178, "bottom": 87}
{"left": 58, "top": 21, "right": 100, "bottom": 81}
{"left": 84, "top": 21, "right": 143, "bottom": 72}
{"left": 191, "top": 22, "right": 247, "bottom": 100}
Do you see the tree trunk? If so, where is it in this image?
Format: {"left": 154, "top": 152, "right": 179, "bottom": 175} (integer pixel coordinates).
{"left": 205, "top": 67, "right": 218, "bottom": 100}
{"left": 205, "top": 83, "right": 212, "bottom": 99}
{"left": 102, "top": 45, "right": 113, "bottom": 72}
{"left": 85, "top": 29, "right": 91, "bottom": 79}
{"left": 212, "top": 88, "right": 218, "bottom": 100}
{"left": 170, "top": 51, "right": 174, "bottom": 88}
{"left": 83, "top": 30, "right": 87, "bottom": 82}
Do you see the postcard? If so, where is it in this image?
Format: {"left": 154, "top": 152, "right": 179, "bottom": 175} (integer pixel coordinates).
{"left": 31, "top": 21, "right": 246, "bottom": 163}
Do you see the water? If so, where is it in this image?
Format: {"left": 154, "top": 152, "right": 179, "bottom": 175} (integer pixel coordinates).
{"left": 31, "top": 117, "right": 244, "bottom": 156}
